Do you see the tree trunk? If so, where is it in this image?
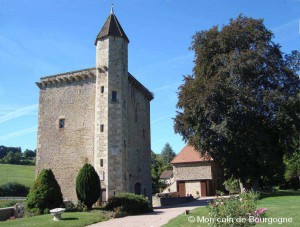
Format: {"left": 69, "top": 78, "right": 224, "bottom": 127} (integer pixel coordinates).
{"left": 239, "top": 179, "right": 244, "bottom": 193}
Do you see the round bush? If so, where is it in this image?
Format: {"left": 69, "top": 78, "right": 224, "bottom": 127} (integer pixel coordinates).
{"left": 105, "top": 192, "right": 152, "bottom": 215}
{"left": 25, "top": 169, "right": 63, "bottom": 214}
{"left": 76, "top": 163, "right": 100, "bottom": 209}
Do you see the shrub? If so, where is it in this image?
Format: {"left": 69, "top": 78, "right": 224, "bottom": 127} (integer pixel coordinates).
{"left": 207, "top": 192, "right": 267, "bottom": 226}
{"left": 76, "top": 163, "right": 100, "bottom": 209}
{"left": 0, "top": 182, "right": 29, "bottom": 197}
{"left": 105, "top": 192, "right": 152, "bottom": 215}
{"left": 223, "top": 176, "right": 240, "bottom": 194}
{"left": 25, "top": 169, "right": 63, "bottom": 215}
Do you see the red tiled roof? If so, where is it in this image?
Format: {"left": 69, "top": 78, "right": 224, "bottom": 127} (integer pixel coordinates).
{"left": 171, "top": 145, "right": 213, "bottom": 164}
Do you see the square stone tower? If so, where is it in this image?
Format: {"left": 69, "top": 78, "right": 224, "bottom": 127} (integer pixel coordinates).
{"left": 35, "top": 9, "right": 153, "bottom": 202}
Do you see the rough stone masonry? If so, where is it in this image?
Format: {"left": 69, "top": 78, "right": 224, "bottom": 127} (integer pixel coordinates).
{"left": 35, "top": 10, "right": 153, "bottom": 202}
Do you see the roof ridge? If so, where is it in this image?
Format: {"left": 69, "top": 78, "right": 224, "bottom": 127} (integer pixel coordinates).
{"left": 40, "top": 67, "right": 95, "bottom": 80}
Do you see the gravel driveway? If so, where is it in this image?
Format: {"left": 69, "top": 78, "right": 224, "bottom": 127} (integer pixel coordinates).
{"left": 87, "top": 198, "right": 214, "bottom": 227}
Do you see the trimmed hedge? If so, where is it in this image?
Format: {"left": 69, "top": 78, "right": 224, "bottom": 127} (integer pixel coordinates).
{"left": 105, "top": 193, "right": 152, "bottom": 215}
{"left": 0, "top": 182, "right": 29, "bottom": 196}
{"left": 26, "top": 169, "right": 63, "bottom": 214}
{"left": 76, "top": 164, "right": 100, "bottom": 209}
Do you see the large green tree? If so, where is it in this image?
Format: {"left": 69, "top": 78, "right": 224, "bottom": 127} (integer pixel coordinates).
{"left": 174, "top": 15, "right": 299, "bottom": 190}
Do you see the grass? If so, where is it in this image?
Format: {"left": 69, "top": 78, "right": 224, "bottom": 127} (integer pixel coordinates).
{"left": 0, "top": 164, "right": 35, "bottom": 188}
{"left": 0, "top": 200, "right": 19, "bottom": 208}
{"left": 0, "top": 210, "right": 112, "bottom": 227}
{"left": 164, "top": 190, "right": 300, "bottom": 226}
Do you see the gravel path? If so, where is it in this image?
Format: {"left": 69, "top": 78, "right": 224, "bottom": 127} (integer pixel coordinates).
{"left": 87, "top": 198, "right": 215, "bottom": 227}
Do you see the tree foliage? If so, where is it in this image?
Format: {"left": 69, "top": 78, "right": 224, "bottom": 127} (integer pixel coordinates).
{"left": 161, "top": 143, "right": 176, "bottom": 163}
{"left": 105, "top": 192, "right": 152, "bottom": 214}
{"left": 23, "top": 149, "right": 36, "bottom": 158}
{"left": 76, "top": 163, "right": 100, "bottom": 209}
{"left": 174, "top": 15, "right": 299, "bottom": 189}
{"left": 0, "top": 146, "right": 21, "bottom": 159}
{"left": 26, "top": 169, "right": 63, "bottom": 214}
{"left": 151, "top": 151, "right": 172, "bottom": 193}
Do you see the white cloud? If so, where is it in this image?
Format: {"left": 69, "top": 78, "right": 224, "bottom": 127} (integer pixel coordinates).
{"left": 152, "top": 82, "right": 181, "bottom": 92}
{"left": 135, "top": 53, "right": 193, "bottom": 76}
{"left": 151, "top": 114, "right": 174, "bottom": 124}
{"left": 0, "top": 104, "right": 38, "bottom": 124}
{"left": 0, "top": 126, "right": 37, "bottom": 141}
{"left": 272, "top": 19, "right": 298, "bottom": 33}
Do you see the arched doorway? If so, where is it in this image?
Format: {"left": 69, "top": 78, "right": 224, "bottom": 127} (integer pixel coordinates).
{"left": 134, "top": 182, "right": 141, "bottom": 195}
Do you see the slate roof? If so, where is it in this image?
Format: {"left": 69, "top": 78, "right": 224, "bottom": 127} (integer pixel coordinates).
{"left": 160, "top": 170, "right": 173, "bottom": 179}
{"left": 171, "top": 145, "right": 213, "bottom": 164}
{"left": 95, "top": 12, "right": 129, "bottom": 44}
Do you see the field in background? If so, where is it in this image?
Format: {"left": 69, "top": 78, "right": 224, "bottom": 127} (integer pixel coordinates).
{"left": 0, "top": 164, "right": 35, "bottom": 188}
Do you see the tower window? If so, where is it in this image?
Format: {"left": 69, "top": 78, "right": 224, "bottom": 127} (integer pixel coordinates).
{"left": 143, "top": 129, "right": 145, "bottom": 138}
{"left": 124, "top": 140, "right": 126, "bottom": 148}
{"left": 135, "top": 108, "right": 138, "bottom": 122}
{"left": 100, "top": 159, "right": 103, "bottom": 167}
{"left": 59, "top": 119, "right": 65, "bottom": 128}
{"left": 112, "top": 91, "right": 117, "bottom": 102}
{"left": 100, "top": 124, "right": 104, "bottom": 132}
{"left": 101, "top": 86, "right": 104, "bottom": 93}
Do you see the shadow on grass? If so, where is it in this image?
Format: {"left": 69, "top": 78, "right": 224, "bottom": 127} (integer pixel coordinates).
{"left": 261, "top": 190, "right": 300, "bottom": 199}
{"left": 62, "top": 217, "right": 79, "bottom": 221}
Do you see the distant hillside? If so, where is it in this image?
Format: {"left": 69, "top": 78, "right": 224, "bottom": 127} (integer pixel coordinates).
{"left": 0, "top": 164, "right": 35, "bottom": 188}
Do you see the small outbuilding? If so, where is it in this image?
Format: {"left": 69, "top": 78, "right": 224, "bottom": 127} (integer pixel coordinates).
{"left": 160, "top": 170, "right": 174, "bottom": 185}
{"left": 170, "top": 145, "right": 223, "bottom": 197}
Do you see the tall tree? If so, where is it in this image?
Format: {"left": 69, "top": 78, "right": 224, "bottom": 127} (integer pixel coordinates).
{"left": 161, "top": 143, "right": 176, "bottom": 164}
{"left": 174, "top": 15, "right": 299, "bottom": 190}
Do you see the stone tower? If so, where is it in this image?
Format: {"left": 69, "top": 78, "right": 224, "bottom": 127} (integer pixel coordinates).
{"left": 35, "top": 9, "right": 153, "bottom": 202}
{"left": 94, "top": 9, "right": 130, "bottom": 200}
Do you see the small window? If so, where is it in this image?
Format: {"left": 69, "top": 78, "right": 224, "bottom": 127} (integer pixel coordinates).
{"left": 101, "top": 86, "right": 104, "bottom": 93}
{"left": 100, "top": 159, "right": 103, "bottom": 167}
{"left": 111, "top": 146, "right": 118, "bottom": 155}
{"left": 143, "top": 129, "right": 145, "bottom": 138}
{"left": 124, "top": 140, "right": 126, "bottom": 148}
{"left": 59, "top": 119, "right": 65, "bottom": 128}
{"left": 100, "top": 124, "right": 104, "bottom": 132}
{"left": 112, "top": 91, "right": 117, "bottom": 102}
{"left": 135, "top": 108, "right": 138, "bottom": 122}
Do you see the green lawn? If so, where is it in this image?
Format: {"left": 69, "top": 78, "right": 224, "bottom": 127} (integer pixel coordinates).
{"left": 164, "top": 190, "right": 300, "bottom": 226}
{"left": 1, "top": 210, "right": 112, "bottom": 227}
{"left": 0, "top": 200, "right": 19, "bottom": 208}
{"left": 0, "top": 164, "right": 35, "bottom": 188}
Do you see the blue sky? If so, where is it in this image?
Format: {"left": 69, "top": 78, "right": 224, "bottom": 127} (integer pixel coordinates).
{"left": 0, "top": 0, "right": 299, "bottom": 154}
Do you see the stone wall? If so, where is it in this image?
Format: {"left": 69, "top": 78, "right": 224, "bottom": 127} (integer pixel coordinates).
{"left": 160, "top": 197, "right": 194, "bottom": 206}
{"left": 36, "top": 71, "right": 96, "bottom": 202}
{"left": 126, "top": 82, "right": 152, "bottom": 200}
{"left": 0, "top": 207, "right": 13, "bottom": 221}
{"left": 185, "top": 181, "right": 201, "bottom": 197}
{"left": 173, "top": 162, "right": 212, "bottom": 181}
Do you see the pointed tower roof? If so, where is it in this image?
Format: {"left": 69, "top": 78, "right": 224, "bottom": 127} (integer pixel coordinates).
{"left": 95, "top": 8, "right": 129, "bottom": 45}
